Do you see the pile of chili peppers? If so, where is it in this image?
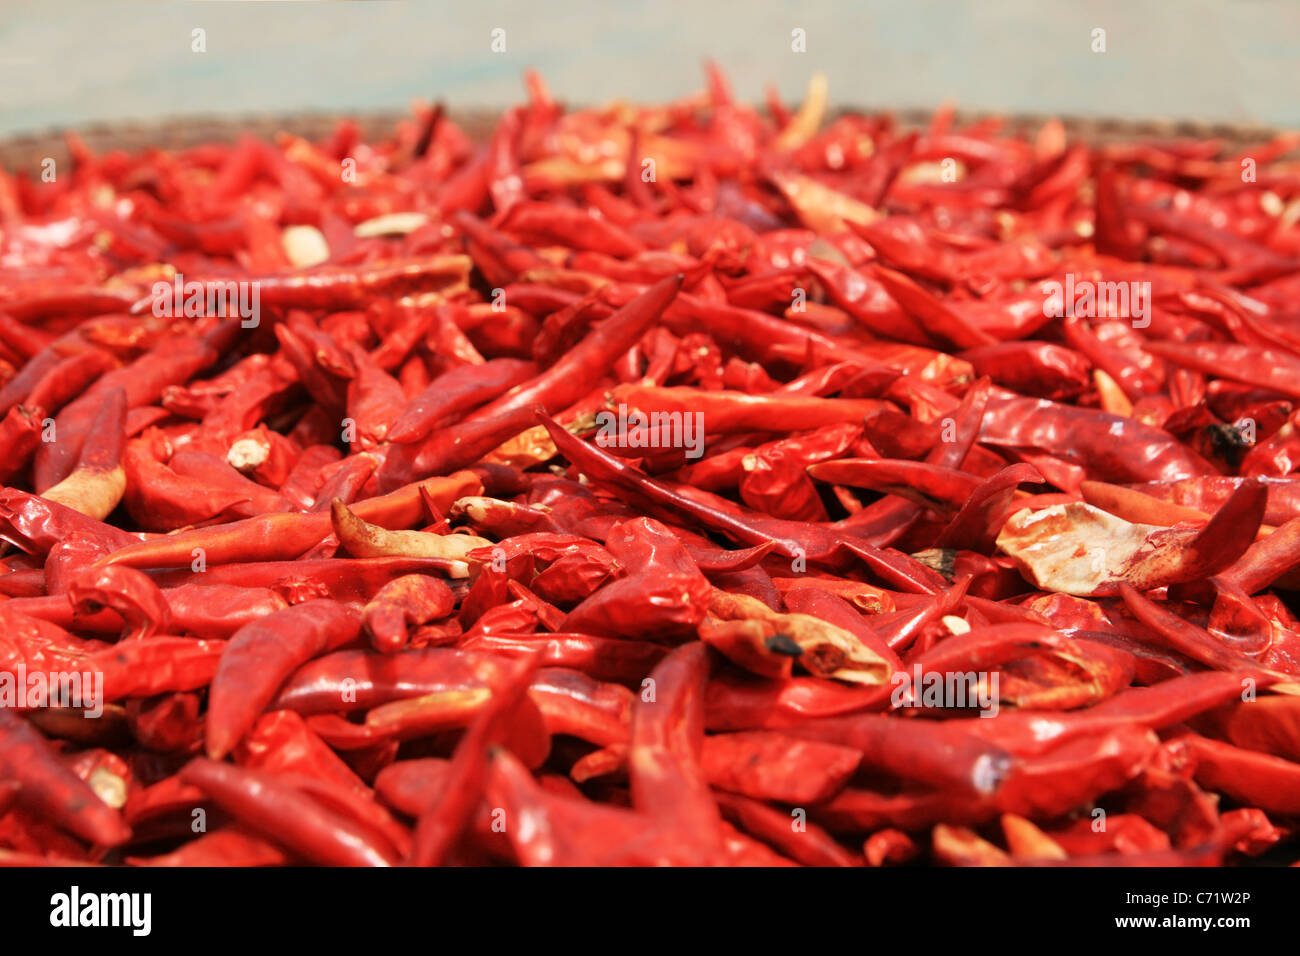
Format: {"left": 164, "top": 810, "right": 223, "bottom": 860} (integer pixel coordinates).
{"left": 4, "top": 67, "right": 1300, "bottom": 867}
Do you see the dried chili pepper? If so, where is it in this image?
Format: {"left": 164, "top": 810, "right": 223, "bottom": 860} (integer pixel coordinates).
{"left": 3, "top": 69, "right": 1300, "bottom": 869}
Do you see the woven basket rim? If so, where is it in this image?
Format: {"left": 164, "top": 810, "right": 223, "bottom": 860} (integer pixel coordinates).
{"left": 1, "top": 107, "right": 1291, "bottom": 173}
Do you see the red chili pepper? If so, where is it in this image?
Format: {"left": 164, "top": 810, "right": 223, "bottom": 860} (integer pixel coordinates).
{"left": 387, "top": 358, "right": 539, "bottom": 445}
{"left": 206, "top": 600, "right": 364, "bottom": 758}
{"left": 363, "top": 574, "right": 456, "bottom": 653}
{"left": 409, "top": 653, "right": 543, "bottom": 865}
{"left": 467, "top": 273, "right": 683, "bottom": 425}
{"left": 128, "top": 825, "right": 293, "bottom": 867}
{"left": 0, "top": 709, "right": 131, "bottom": 847}
{"left": 178, "top": 758, "right": 397, "bottom": 866}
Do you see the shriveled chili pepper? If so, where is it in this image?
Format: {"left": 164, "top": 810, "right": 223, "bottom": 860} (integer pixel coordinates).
{"left": 95, "top": 471, "right": 481, "bottom": 569}
{"left": 0, "top": 405, "right": 42, "bottom": 484}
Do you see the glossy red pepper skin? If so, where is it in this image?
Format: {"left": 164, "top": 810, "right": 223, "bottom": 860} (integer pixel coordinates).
{"left": 206, "top": 600, "right": 364, "bottom": 758}
{"left": 179, "top": 758, "right": 397, "bottom": 866}
{"left": 33, "top": 335, "right": 221, "bottom": 492}
{"left": 0, "top": 709, "right": 131, "bottom": 847}
{"left": 466, "top": 273, "right": 684, "bottom": 424}
{"left": 387, "top": 358, "right": 538, "bottom": 444}
{"left": 410, "top": 654, "right": 543, "bottom": 865}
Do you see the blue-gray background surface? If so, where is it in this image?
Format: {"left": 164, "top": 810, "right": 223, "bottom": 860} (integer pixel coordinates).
{"left": 1, "top": 0, "right": 1297, "bottom": 135}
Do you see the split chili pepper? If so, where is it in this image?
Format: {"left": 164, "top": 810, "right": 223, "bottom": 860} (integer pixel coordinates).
{"left": 998, "top": 479, "right": 1267, "bottom": 596}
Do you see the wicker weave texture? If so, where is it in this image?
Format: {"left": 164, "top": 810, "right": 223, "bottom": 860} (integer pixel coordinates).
{"left": 0, "top": 109, "right": 1289, "bottom": 174}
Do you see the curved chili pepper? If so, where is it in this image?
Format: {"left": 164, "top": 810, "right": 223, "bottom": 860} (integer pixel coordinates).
{"left": 1118, "top": 584, "right": 1284, "bottom": 681}
{"left": 376, "top": 404, "right": 541, "bottom": 493}
{"left": 23, "top": 348, "right": 117, "bottom": 418}
{"left": 363, "top": 574, "right": 456, "bottom": 653}
{"left": 270, "top": 646, "right": 511, "bottom": 715}
{"left": 409, "top": 652, "right": 543, "bottom": 865}
{"left": 96, "top": 471, "right": 481, "bottom": 569}
{"left": 206, "top": 600, "right": 364, "bottom": 758}
{"left": 387, "top": 358, "right": 539, "bottom": 444}
{"left": 178, "top": 758, "right": 396, "bottom": 866}
{"left": 0, "top": 343, "right": 88, "bottom": 418}
{"left": 981, "top": 388, "right": 1214, "bottom": 484}
{"left": 0, "top": 708, "right": 131, "bottom": 847}
{"left": 68, "top": 564, "right": 171, "bottom": 640}
{"left": 540, "top": 411, "right": 926, "bottom": 584}
{"left": 465, "top": 273, "right": 683, "bottom": 425}
{"left": 935, "top": 463, "right": 1046, "bottom": 551}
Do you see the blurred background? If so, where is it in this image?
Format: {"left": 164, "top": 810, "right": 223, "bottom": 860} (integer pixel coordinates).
{"left": 0, "top": 0, "right": 1297, "bottom": 136}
